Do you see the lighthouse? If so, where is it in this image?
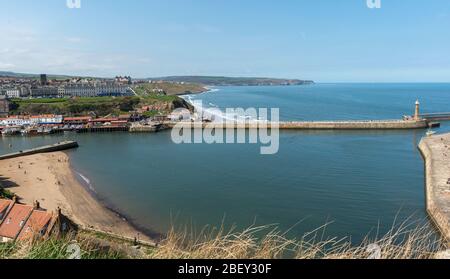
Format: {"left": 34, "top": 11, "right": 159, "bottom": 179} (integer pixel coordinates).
{"left": 414, "top": 100, "right": 420, "bottom": 120}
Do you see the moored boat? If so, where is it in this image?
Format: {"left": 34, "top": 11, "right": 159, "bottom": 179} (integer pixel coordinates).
{"left": 21, "top": 126, "right": 39, "bottom": 136}
{"left": 1, "top": 126, "right": 22, "bottom": 136}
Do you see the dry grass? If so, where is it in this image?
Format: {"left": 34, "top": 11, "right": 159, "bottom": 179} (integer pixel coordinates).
{"left": 1, "top": 218, "right": 449, "bottom": 259}
{"left": 149, "top": 218, "right": 449, "bottom": 259}
{"left": 0, "top": 233, "right": 129, "bottom": 259}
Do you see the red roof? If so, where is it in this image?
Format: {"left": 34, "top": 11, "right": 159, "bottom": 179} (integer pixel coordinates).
{"left": 30, "top": 114, "right": 57, "bottom": 119}
{"left": 0, "top": 199, "right": 12, "bottom": 218}
{"left": 17, "top": 210, "right": 53, "bottom": 240}
{"left": 64, "top": 117, "right": 92, "bottom": 121}
{"left": 90, "top": 118, "right": 120, "bottom": 122}
{"left": 0, "top": 204, "right": 33, "bottom": 239}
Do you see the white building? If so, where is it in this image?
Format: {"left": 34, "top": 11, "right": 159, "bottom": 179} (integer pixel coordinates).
{"left": 0, "top": 117, "right": 32, "bottom": 126}
{"left": 96, "top": 84, "right": 131, "bottom": 96}
{"left": 30, "top": 87, "right": 59, "bottom": 98}
{"left": 59, "top": 85, "right": 97, "bottom": 97}
{"left": 5, "top": 89, "right": 20, "bottom": 98}
{"left": 30, "top": 115, "right": 63, "bottom": 125}
{"left": 58, "top": 84, "right": 131, "bottom": 97}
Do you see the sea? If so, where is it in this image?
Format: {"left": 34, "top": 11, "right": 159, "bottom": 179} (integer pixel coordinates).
{"left": 2, "top": 83, "right": 450, "bottom": 243}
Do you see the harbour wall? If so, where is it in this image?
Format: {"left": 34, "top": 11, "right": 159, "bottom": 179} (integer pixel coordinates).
{"left": 166, "top": 119, "right": 429, "bottom": 130}
{"left": 0, "top": 141, "right": 79, "bottom": 160}
{"left": 419, "top": 134, "right": 450, "bottom": 244}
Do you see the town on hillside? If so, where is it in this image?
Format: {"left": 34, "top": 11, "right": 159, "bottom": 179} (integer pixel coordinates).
{"left": 0, "top": 74, "right": 205, "bottom": 136}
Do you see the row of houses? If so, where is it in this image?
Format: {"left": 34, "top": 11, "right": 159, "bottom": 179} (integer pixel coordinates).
{"left": 0, "top": 84, "right": 133, "bottom": 98}
{"left": 0, "top": 198, "right": 68, "bottom": 243}
{"left": 0, "top": 114, "right": 141, "bottom": 127}
{"left": 57, "top": 84, "right": 133, "bottom": 98}
{"left": 0, "top": 96, "right": 9, "bottom": 117}
{"left": 0, "top": 115, "right": 63, "bottom": 126}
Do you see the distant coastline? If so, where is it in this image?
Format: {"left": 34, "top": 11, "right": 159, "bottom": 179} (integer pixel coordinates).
{"left": 152, "top": 76, "right": 314, "bottom": 87}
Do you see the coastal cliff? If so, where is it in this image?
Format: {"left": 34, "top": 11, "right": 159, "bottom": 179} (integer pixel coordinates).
{"left": 8, "top": 94, "right": 193, "bottom": 117}
{"left": 152, "top": 76, "right": 314, "bottom": 86}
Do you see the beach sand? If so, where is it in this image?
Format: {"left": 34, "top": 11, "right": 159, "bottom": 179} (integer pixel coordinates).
{"left": 0, "top": 152, "right": 153, "bottom": 243}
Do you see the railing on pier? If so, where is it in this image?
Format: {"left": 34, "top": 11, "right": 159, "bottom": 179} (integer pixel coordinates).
{"left": 75, "top": 126, "right": 129, "bottom": 133}
{"left": 421, "top": 112, "right": 450, "bottom": 121}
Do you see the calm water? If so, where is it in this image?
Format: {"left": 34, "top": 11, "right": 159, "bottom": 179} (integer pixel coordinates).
{"left": 2, "top": 83, "right": 450, "bottom": 243}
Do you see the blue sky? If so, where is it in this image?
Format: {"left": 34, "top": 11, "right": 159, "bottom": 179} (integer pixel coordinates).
{"left": 0, "top": 0, "right": 450, "bottom": 82}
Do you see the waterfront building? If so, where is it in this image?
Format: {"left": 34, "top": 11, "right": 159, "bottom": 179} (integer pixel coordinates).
{"left": 30, "top": 114, "right": 63, "bottom": 125}
{"left": 63, "top": 116, "right": 92, "bottom": 125}
{"left": 0, "top": 116, "right": 32, "bottom": 126}
{"left": 0, "top": 96, "right": 9, "bottom": 117}
{"left": 89, "top": 117, "right": 129, "bottom": 127}
{"left": 31, "top": 86, "right": 59, "bottom": 98}
{"left": 0, "top": 114, "right": 63, "bottom": 126}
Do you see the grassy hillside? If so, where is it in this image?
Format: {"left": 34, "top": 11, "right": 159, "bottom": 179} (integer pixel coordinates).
{"left": 9, "top": 95, "right": 192, "bottom": 117}
{"left": 134, "top": 82, "right": 207, "bottom": 96}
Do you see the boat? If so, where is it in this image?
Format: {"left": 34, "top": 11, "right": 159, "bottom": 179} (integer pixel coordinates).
{"left": 37, "top": 126, "right": 55, "bottom": 135}
{"left": 21, "top": 126, "right": 39, "bottom": 136}
{"left": 1, "top": 127, "right": 22, "bottom": 136}
{"left": 426, "top": 129, "right": 436, "bottom": 137}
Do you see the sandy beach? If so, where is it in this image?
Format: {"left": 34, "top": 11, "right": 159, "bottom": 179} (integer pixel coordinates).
{"left": 0, "top": 152, "right": 153, "bottom": 244}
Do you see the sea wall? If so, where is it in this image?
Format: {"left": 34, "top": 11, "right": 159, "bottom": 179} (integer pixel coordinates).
{"left": 0, "top": 141, "right": 79, "bottom": 160}
{"left": 129, "top": 126, "right": 157, "bottom": 133}
{"left": 419, "top": 134, "right": 450, "bottom": 243}
{"left": 167, "top": 120, "right": 428, "bottom": 130}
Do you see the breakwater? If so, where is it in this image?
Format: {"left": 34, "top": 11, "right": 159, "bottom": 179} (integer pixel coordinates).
{"left": 166, "top": 119, "right": 429, "bottom": 130}
{"left": 76, "top": 127, "right": 129, "bottom": 133}
{"left": 419, "top": 134, "right": 450, "bottom": 244}
{"left": 0, "top": 141, "right": 79, "bottom": 160}
{"left": 129, "top": 124, "right": 169, "bottom": 133}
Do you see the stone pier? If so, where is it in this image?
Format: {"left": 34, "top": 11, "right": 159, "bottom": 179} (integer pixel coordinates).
{"left": 419, "top": 133, "right": 450, "bottom": 243}
{"left": 166, "top": 119, "right": 429, "bottom": 130}
{"left": 0, "top": 141, "right": 79, "bottom": 160}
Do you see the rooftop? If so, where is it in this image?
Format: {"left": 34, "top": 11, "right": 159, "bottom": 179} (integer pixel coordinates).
{"left": 0, "top": 199, "right": 55, "bottom": 241}
{"left": 17, "top": 210, "right": 53, "bottom": 240}
{"left": 0, "top": 203, "right": 33, "bottom": 239}
{"left": 0, "top": 199, "right": 12, "bottom": 217}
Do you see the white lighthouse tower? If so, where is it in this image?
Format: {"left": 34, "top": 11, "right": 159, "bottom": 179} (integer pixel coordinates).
{"left": 414, "top": 100, "right": 420, "bottom": 120}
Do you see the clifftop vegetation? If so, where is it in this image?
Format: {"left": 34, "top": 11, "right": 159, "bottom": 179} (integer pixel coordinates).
{"left": 8, "top": 94, "right": 192, "bottom": 117}
{"left": 0, "top": 221, "right": 446, "bottom": 259}
{"left": 133, "top": 82, "right": 207, "bottom": 96}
